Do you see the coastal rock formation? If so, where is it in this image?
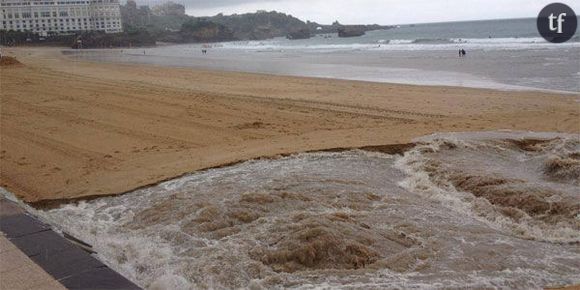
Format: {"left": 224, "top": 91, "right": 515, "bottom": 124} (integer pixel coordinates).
{"left": 308, "top": 20, "right": 392, "bottom": 35}
{"left": 117, "top": 1, "right": 396, "bottom": 44}
{"left": 211, "top": 11, "right": 310, "bottom": 40}
{"left": 177, "top": 19, "right": 235, "bottom": 43}
{"left": 286, "top": 28, "right": 311, "bottom": 40}
{"left": 338, "top": 26, "right": 366, "bottom": 38}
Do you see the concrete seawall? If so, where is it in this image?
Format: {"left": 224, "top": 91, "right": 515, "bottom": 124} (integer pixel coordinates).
{"left": 0, "top": 198, "right": 140, "bottom": 289}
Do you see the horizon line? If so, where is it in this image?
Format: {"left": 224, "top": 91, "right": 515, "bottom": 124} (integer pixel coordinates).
{"left": 179, "top": 9, "right": 549, "bottom": 26}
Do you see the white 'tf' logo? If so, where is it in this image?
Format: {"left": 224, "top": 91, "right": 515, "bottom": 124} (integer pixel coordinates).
{"left": 548, "top": 13, "right": 566, "bottom": 33}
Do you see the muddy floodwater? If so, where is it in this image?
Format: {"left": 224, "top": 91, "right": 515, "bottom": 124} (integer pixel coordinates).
{"left": 35, "top": 131, "right": 580, "bottom": 289}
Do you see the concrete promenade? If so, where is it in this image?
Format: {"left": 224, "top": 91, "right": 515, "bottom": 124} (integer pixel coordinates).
{"left": 0, "top": 198, "right": 140, "bottom": 290}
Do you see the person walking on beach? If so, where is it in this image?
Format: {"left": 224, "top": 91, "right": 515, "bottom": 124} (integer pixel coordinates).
{"left": 461, "top": 49, "right": 466, "bottom": 57}
{"left": 459, "top": 49, "right": 462, "bottom": 57}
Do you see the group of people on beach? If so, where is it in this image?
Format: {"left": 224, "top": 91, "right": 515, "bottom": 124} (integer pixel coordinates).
{"left": 458, "top": 49, "right": 467, "bottom": 57}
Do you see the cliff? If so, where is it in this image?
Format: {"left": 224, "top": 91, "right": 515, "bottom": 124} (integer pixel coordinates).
{"left": 175, "top": 19, "right": 235, "bottom": 43}
{"left": 116, "top": 2, "right": 397, "bottom": 44}
{"left": 287, "top": 28, "right": 311, "bottom": 40}
{"left": 210, "top": 11, "right": 310, "bottom": 40}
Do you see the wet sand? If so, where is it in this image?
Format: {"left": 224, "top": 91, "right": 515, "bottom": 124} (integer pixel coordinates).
{"left": 70, "top": 46, "right": 580, "bottom": 93}
{"left": 0, "top": 47, "right": 578, "bottom": 204}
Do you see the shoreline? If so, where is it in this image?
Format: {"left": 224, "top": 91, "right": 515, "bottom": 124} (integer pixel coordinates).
{"left": 1, "top": 47, "right": 578, "bottom": 204}
{"left": 31, "top": 132, "right": 580, "bottom": 290}
{"left": 62, "top": 46, "right": 580, "bottom": 95}
{"left": 24, "top": 142, "right": 416, "bottom": 209}
{"left": 13, "top": 46, "right": 580, "bottom": 97}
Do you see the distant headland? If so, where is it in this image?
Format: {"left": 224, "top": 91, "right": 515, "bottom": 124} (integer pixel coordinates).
{"left": 0, "top": 0, "right": 394, "bottom": 48}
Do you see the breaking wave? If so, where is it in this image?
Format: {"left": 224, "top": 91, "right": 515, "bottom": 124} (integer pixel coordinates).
{"left": 395, "top": 131, "right": 580, "bottom": 243}
{"left": 412, "top": 38, "right": 456, "bottom": 44}
{"left": 216, "top": 36, "right": 580, "bottom": 52}
{"left": 33, "top": 131, "right": 580, "bottom": 289}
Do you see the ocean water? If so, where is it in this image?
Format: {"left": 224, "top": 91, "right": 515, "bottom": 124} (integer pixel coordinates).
{"left": 31, "top": 131, "right": 580, "bottom": 289}
{"left": 67, "top": 18, "right": 580, "bottom": 92}
{"left": 216, "top": 18, "right": 580, "bottom": 50}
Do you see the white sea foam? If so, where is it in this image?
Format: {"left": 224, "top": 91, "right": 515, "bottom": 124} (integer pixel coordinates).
{"left": 214, "top": 37, "right": 580, "bottom": 52}
{"left": 396, "top": 132, "right": 580, "bottom": 243}
{"left": 19, "top": 132, "right": 580, "bottom": 289}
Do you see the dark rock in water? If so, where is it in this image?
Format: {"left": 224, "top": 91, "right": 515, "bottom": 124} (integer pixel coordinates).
{"left": 287, "top": 28, "right": 311, "bottom": 40}
{"left": 338, "top": 26, "right": 366, "bottom": 38}
{"left": 308, "top": 20, "right": 394, "bottom": 35}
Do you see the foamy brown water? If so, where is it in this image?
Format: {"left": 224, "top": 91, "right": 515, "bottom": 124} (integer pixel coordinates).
{"left": 35, "top": 132, "right": 580, "bottom": 289}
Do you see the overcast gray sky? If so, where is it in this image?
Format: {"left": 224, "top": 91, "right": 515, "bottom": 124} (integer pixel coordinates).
{"left": 135, "top": 0, "right": 580, "bottom": 25}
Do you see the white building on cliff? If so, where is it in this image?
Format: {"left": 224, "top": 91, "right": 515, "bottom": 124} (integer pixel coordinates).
{"left": 0, "top": 0, "right": 123, "bottom": 35}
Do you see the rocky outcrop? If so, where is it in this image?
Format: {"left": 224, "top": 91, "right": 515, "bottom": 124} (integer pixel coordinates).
{"left": 211, "top": 11, "right": 310, "bottom": 40}
{"left": 307, "top": 21, "right": 394, "bottom": 36}
{"left": 176, "top": 19, "right": 235, "bottom": 43}
{"left": 287, "top": 28, "right": 311, "bottom": 40}
{"left": 116, "top": 3, "right": 397, "bottom": 43}
{"left": 338, "top": 26, "right": 366, "bottom": 38}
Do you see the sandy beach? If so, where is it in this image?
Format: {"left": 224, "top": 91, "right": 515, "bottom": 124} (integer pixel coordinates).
{"left": 0, "top": 47, "right": 578, "bottom": 205}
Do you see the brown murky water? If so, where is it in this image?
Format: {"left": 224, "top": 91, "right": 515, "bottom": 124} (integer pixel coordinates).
{"left": 35, "top": 131, "right": 580, "bottom": 289}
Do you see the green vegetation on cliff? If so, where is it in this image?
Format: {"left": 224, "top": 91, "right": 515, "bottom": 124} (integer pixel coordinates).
{"left": 210, "top": 11, "right": 309, "bottom": 40}
{"left": 156, "top": 19, "right": 235, "bottom": 43}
